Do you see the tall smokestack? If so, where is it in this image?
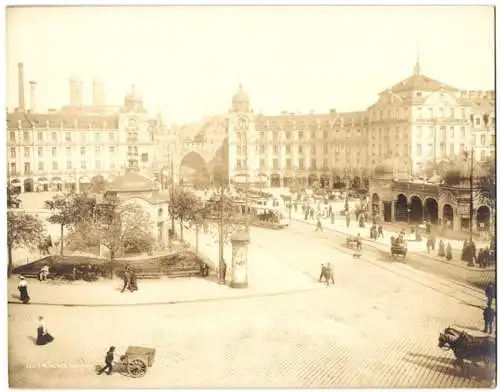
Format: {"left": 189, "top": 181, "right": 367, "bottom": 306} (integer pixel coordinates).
{"left": 29, "top": 81, "right": 37, "bottom": 113}
{"left": 17, "top": 63, "right": 25, "bottom": 111}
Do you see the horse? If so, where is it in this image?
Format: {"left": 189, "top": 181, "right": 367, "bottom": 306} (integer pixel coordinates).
{"left": 438, "top": 327, "right": 496, "bottom": 380}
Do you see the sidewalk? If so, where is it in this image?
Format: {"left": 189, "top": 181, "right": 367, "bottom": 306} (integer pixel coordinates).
{"left": 288, "top": 210, "right": 494, "bottom": 273}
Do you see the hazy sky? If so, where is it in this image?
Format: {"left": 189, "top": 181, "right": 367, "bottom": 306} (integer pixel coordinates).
{"left": 6, "top": 5, "right": 495, "bottom": 124}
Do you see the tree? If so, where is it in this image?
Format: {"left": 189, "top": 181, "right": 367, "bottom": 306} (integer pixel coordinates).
{"left": 7, "top": 186, "right": 21, "bottom": 208}
{"left": 95, "top": 200, "right": 153, "bottom": 272}
{"left": 7, "top": 212, "right": 46, "bottom": 277}
{"left": 90, "top": 176, "right": 107, "bottom": 194}
{"left": 168, "top": 189, "right": 204, "bottom": 241}
{"left": 45, "top": 193, "right": 96, "bottom": 256}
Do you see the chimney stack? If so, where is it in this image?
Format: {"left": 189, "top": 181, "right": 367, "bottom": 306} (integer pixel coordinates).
{"left": 17, "top": 63, "right": 25, "bottom": 111}
{"left": 29, "top": 81, "right": 37, "bottom": 113}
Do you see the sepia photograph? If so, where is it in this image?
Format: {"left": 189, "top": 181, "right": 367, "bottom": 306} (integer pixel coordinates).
{"left": 4, "top": 4, "right": 496, "bottom": 388}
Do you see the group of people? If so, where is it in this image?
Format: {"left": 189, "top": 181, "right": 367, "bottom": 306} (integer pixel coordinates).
{"left": 121, "top": 267, "right": 138, "bottom": 293}
{"left": 17, "top": 277, "right": 55, "bottom": 346}
{"left": 318, "top": 263, "right": 335, "bottom": 286}
{"left": 461, "top": 238, "right": 493, "bottom": 268}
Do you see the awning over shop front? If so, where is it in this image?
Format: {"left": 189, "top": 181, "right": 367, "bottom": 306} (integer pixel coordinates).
{"left": 38, "top": 177, "right": 49, "bottom": 185}
{"left": 51, "top": 177, "right": 63, "bottom": 184}
{"left": 79, "top": 176, "right": 90, "bottom": 184}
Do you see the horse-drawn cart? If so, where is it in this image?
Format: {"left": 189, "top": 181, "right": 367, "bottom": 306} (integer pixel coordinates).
{"left": 390, "top": 237, "right": 407, "bottom": 261}
{"left": 345, "top": 236, "right": 358, "bottom": 250}
{"left": 116, "top": 346, "right": 156, "bottom": 378}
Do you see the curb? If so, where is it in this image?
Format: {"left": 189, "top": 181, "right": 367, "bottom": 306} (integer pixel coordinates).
{"left": 7, "top": 286, "right": 324, "bottom": 308}
{"left": 292, "top": 217, "right": 494, "bottom": 274}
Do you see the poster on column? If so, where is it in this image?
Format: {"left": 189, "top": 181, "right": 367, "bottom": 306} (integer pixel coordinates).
{"left": 232, "top": 244, "right": 248, "bottom": 283}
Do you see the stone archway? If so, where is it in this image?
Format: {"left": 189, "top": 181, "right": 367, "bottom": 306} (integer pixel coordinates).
{"left": 409, "top": 196, "right": 424, "bottom": 223}
{"left": 395, "top": 193, "right": 408, "bottom": 222}
{"left": 320, "top": 174, "right": 330, "bottom": 189}
{"left": 371, "top": 193, "right": 380, "bottom": 216}
{"left": 180, "top": 151, "right": 208, "bottom": 186}
{"left": 23, "top": 178, "right": 34, "bottom": 193}
{"left": 270, "top": 173, "right": 281, "bottom": 187}
{"left": 90, "top": 175, "right": 106, "bottom": 194}
{"left": 308, "top": 174, "right": 318, "bottom": 187}
{"left": 442, "top": 204, "right": 454, "bottom": 228}
{"left": 476, "top": 205, "right": 491, "bottom": 232}
{"left": 424, "top": 198, "right": 439, "bottom": 224}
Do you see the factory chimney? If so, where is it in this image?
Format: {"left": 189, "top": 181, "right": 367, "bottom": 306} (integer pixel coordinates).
{"left": 29, "top": 81, "right": 37, "bottom": 113}
{"left": 17, "top": 63, "right": 25, "bottom": 111}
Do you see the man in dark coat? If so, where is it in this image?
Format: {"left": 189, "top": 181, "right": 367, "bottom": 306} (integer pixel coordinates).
{"left": 98, "top": 346, "right": 115, "bottom": 375}
{"left": 483, "top": 305, "right": 495, "bottom": 334}
{"left": 220, "top": 261, "right": 227, "bottom": 284}
{"left": 485, "top": 282, "right": 495, "bottom": 307}
{"left": 318, "top": 264, "right": 327, "bottom": 283}
{"left": 121, "top": 269, "right": 131, "bottom": 293}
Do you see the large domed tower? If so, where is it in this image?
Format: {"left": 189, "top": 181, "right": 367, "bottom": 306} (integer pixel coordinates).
{"left": 227, "top": 85, "right": 257, "bottom": 185}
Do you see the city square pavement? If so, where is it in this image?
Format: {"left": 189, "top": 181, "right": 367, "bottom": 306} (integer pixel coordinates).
{"left": 8, "top": 224, "right": 493, "bottom": 388}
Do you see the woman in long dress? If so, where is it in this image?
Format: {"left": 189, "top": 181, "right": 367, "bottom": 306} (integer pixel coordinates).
{"left": 17, "top": 276, "right": 30, "bottom": 304}
{"left": 36, "top": 316, "right": 54, "bottom": 346}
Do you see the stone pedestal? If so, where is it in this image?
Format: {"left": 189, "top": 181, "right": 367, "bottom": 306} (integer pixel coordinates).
{"left": 230, "top": 231, "right": 250, "bottom": 289}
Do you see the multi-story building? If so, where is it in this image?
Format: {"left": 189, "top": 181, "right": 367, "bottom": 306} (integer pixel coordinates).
{"left": 177, "top": 61, "right": 495, "bottom": 188}
{"left": 7, "top": 63, "right": 170, "bottom": 193}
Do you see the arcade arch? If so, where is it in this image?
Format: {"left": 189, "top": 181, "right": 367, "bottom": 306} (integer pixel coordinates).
{"left": 409, "top": 196, "right": 423, "bottom": 223}
{"left": 442, "top": 204, "right": 454, "bottom": 228}
{"left": 395, "top": 194, "right": 408, "bottom": 222}
{"left": 476, "top": 205, "right": 491, "bottom": 231}
{"left": 424, "top": 198, "right": 439, "bottom": 224}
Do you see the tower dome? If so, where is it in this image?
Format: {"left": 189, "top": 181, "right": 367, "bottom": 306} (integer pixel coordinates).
{"left": 231, "top": 85, "right": 250, "bottom": 112}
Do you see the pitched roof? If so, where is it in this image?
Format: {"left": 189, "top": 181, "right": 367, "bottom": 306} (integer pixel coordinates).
{"left": 383, "top": 73, "right": 459, "bottom": 94}
{"left": 106, "top": 171, "right": 154, "bottom": 192}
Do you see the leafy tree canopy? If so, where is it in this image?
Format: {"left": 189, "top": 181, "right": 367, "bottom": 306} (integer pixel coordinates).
{"left": 7, "top": 211, "right": 46, "bottom": 249}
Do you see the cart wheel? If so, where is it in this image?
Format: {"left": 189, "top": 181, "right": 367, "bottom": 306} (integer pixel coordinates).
{"left": 128, "top": 359, "right": 147, "bottom": 378}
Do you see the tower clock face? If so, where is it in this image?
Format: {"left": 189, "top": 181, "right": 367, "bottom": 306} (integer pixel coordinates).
{"left": 237, "top": 116, "right": 249, "bottom": 130}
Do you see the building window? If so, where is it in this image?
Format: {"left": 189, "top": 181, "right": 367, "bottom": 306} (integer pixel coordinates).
{"left": 141, "top": 153, "right": 148, "bottom": 162}
{"left": 481, "top": 150, "right": 486, "bottom": 161}
{"left": 311, "top": 146, "right": 316, "bottom": 155}
{"left": 286, "top": 159, "right": 291, "bottom": 169}
{"left": 134, "top": 146, "right": 138, "bottom": 155}
{"left": 95, "top": 146, "right": 101, "bottom": 155}
{"left": 260, "top": 144, "right": 265, "bottom": 154}
{"left": 472, "top": 135, "right": 476, "bottom": 145}
{"left": 81, "top": 161, "right": 87, "bottom": 170}
{"left": 10, "top": 131, "right": 16, "bottom": 141}
{"left": 475, "top": 117, "right": 481, "bottom": 126}
{"left": 52, "top": 147, "right": 57, "bottom": 157}
{"left": 298, "top": 131, "right": 303, "bottom": 140}
{"left": 417, "top": 107, "right": 422, "bottom": 119}
{"left": 24, "top": 147, "right": 30, "bottom": 157}
{"left": 298, "top": 158, "right": 304, "bottom": 169}
{"left": 481, "top": 135, "right": 486, "bottom": 145}
{"left": 450, "top": 126, "right": 454, "bottom": 138}
{"left": 460, "top": 127, "right": 465, "bottom": 137}
{"left": 109, "top": 146, "right": 114, "bottom": 153}
{"left": 450, "top": 108, "right": 455, "bottom": 118}
{"left": 10, "top": 147, "right": 16, "bottom": 158}
{"left": 52, "top": 161, "right": 58, "bottom": 171}
{"left": 260, "top": 158, "right": 265, "bottom": 168}
{"left": 109, "top": 133, "right": 115, "bottom": 141}
{"left": 37, "top": 132, "right": 43, "bottom": 141}
{"left": 416, "top": 144, "right": 422, "bottom": 157}
{"left": 10, "top": 163, "right": 16, "bottom": 173}
{"left": 66, "top": 161, "right": 72, "bottom": 170}
{"left": 297, "top": 146, "right": 302, "bottom": 154}
{"left": 80, "top": 147, "right": 86, "bottom": 156}
{"left": 236, "top": 159, "right": 242, "bottom": 169}
{"left": 51, "top": 132, "right": 57, "bottom": 141}
{"left": 23, "top": 131, "right": 29, "bottom": 142}
{"left": 285, "top": 145, "right": 291, "bottom": 154}
{"left": 37, "top": 147, "right": 43, "bottom": 157}
{"left": 95, "top": 161, "right": 101, "bottom": 169}
{"left": 273, "top": 159, "right": 278, "bottom": 170}
{"left": 440, "top": 127, "right": 446, "bottom": 139}
{"left": 65, "top": 132, "right": 72, "bottom": 142}
{"left": 449, "top": 144, "right": 454, "bottom": 155}
{"left": 322, "top": 158, "right": 328, "bottom": 168}
{"left": 128, "top": 146, "right": 133, "bottom": 155}
{"left": 24, "top": 162, "right": 30, "bottom": 174}
{"left": 440, "top": 143, "right": 446, "bottom": 156}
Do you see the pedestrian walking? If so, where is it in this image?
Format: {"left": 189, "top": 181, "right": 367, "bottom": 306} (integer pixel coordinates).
{"left": 220, "top": 261, "right": 227, "bottom": 284}
{"left": 97, "top": 346, "right": 115, "bottom": 375}
{"left": 356, "top": 233, "right": 362, "bottom": 252}
{"left": 378, "top": 225, "right": 384, "bottom": 239}
{"left": 315, "top": 218, "right": 323, "bottom": 232}
{"left": 485, "top": 282, "right": 495, "bottom": 307}
{"left": 17, "top": 276, "right": 30, "bottom": 304}
{"left": 318, "top": 264, "right": 327, "bottom": 283}
{"left": 483, "top": 305, "right": 495, "bottom": 334}
{"left": 35, "top": 316, "right": 54, "bottom": 346}
{"left": 330, "top": 213, "right": 335, "bottom": 225}
{"left": 445, "top": 243, "right": 453, "bottom": 261}
{"left": 121, "top": 268, "right": 131, "bottom": 293}
{"left": 346, "top": 214, "right": 350, "bottom": 228}
{"left": 326, "top": 262, "right": 335, "bottom": 285}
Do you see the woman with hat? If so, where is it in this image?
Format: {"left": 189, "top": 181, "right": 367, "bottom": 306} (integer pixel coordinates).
{"left": 17, "top": 276, "right": 30, "bottom": 304}
{"left": 36, "top": 316, "right": 54, "bottom": 346}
